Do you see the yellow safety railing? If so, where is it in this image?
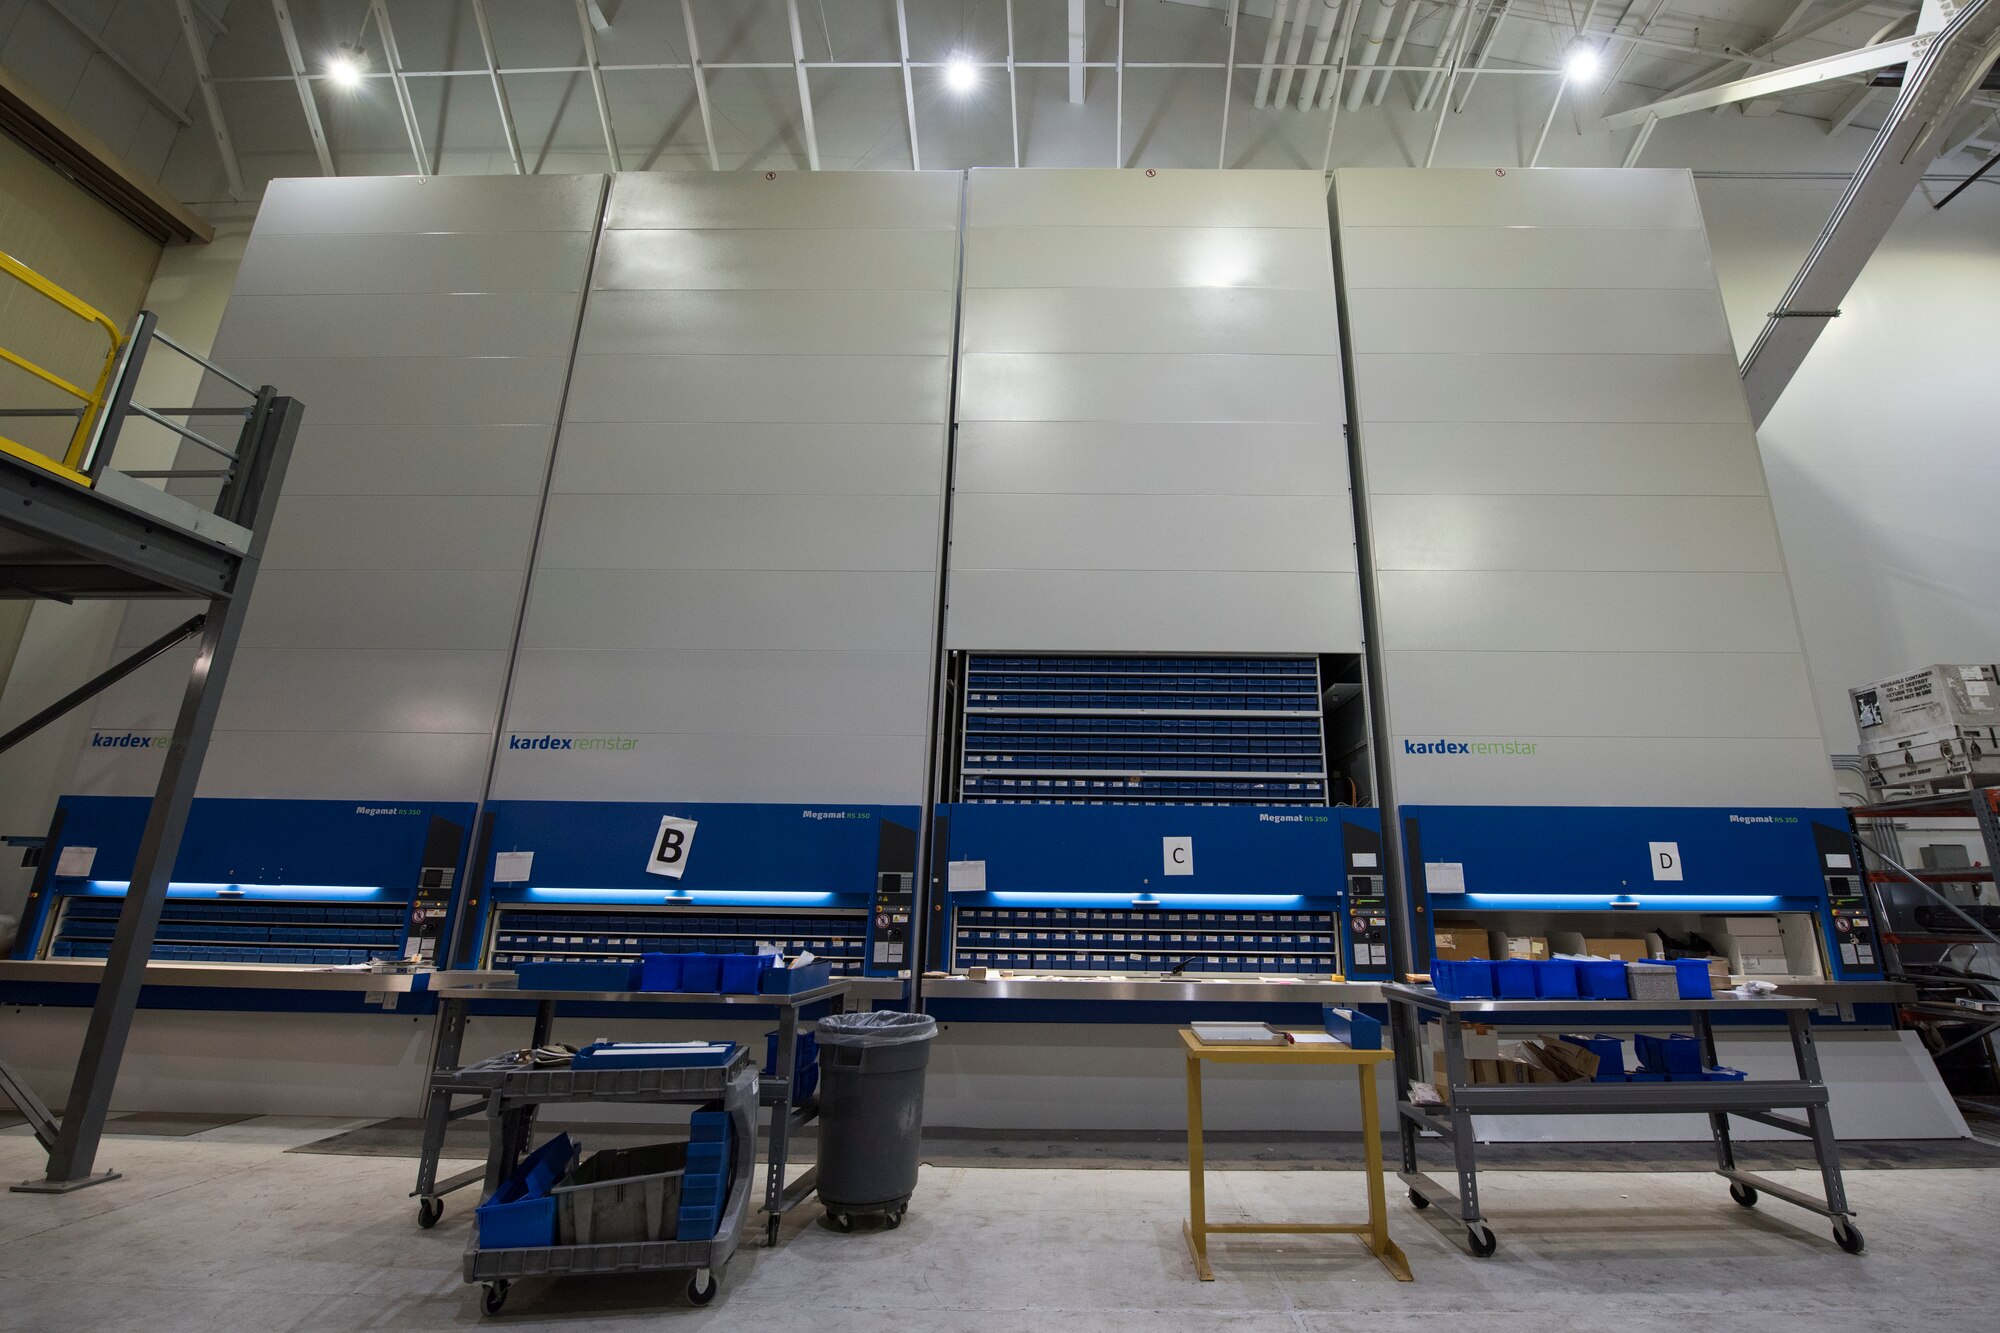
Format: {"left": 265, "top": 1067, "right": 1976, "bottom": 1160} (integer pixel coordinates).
{"left": 0, "top": 250, "right": 126, "bottom": 487}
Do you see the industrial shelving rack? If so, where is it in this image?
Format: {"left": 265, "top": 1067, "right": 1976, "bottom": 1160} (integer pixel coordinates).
{"left": 0, "top": 267, "right": 301, "bottom": 1193}
{"left": 1848, "top": 789, "right": 2000, "bottom": 1113}
{"left": 955, "top": 654, "right": 1332, "bottom": 806}
{"left": 486, "top": 904, "right": 869, "bottom": 976}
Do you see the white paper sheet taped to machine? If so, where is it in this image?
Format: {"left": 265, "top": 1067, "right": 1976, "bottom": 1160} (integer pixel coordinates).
{"left": 1424, "top": 861, "right": 1465, "bottom": 893}
{"left": 493, "top": 851, "right": 534, "bottom": 883}
{"left": 55, "top": 846, "right": 97, "bottom": 878}
{"left": 947, "top": 860, "right": 986, "bottom": 894}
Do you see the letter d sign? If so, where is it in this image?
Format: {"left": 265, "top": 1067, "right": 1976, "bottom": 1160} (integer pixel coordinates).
{"left": 1648, "top": 841, "right": 1683, "bottom": 882}
{"left": 646, "top": 815, "right": 699, "bottom": 879}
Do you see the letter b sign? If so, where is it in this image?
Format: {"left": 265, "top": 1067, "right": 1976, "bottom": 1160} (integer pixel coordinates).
{"left": 647, "top": 815, "right": 699, "bottom": 879}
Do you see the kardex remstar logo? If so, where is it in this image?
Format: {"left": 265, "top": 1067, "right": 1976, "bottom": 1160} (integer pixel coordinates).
{"left": 507, "top": 734, "right": 637, "bottom": 752}
{"left": 1403, "top": 738, "right": 1538, "bottom": 755}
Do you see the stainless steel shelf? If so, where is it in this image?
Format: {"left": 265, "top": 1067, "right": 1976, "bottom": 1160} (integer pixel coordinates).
{"left": 921, "top": 974, "right": 1381, "bottom": 1004}
{"left": 0, "top": 959, "right": 507, "bottom": 994}
{"left": 1383, "top": 982, "right": 1818, "bottom": 1015}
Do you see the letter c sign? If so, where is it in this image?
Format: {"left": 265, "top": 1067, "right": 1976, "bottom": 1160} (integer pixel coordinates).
{"left": 1164, "top": 836, "right": 1194, "bottom": 877}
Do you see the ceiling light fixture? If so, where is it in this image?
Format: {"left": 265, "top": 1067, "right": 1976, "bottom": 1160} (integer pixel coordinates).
{"left": 327, "top": 45, "right": 369, "bottom": 90}
{"left": 945, "top": 54, "right": 979, "bottom": 93}
{"left": 1564, "top": 45, "right": 1600, "bottom": 83}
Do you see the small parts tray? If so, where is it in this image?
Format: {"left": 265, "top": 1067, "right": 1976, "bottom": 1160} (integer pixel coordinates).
{"left": 445, "top": 1048, "right": 752, "bottom": 1101}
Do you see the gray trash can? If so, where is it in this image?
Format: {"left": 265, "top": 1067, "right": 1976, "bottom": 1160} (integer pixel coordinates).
{"left": 813, "top": 1010, "right": 937, "bottom": 1231}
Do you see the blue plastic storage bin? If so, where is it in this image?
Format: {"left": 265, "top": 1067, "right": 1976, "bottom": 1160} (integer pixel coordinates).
{"left": 513, "top": 961, "right": 638, "bottom": 992}
{"left": 1576, "top": 959, "right": 1629, "bottom": 999}
{"left": 1705, "top": 1066, "right": 1748, "bottom": 1081}
{"left": 1669, "top": 957, "right": 1714, "bottom": 999}
{"left": 676, "top": 1205, "right": 721, "bottom": 1241}
{"left": 1562, "top": 1033, "right": 1626, "bottom": 1079}
{"left": 638, "top": 952, "right": 684, "bottom": 991}
{"left": 1635, "top": 1032, "right": 1704, "bottom": 1077}
{"left": 760, "top": 959, "right": 835, "bottom": 994}
{"left": 1431, "top": 958, "right": 1495, "bottom": 999}
{"left": 719, "top": 953, "right": 775, "bottom": 994}
{"left": 689, "top": 1109, "right": 731, "bottom": 1143}
{"left": 678, "top": 954, "right": 724, "bottom": 992}
{"left": 686, "top": 1141, "right": 727, "bottom": 1171}
{"left": 475, "top": 1133, "right": 577, "bottom": 1250}
{"left": 1536, "top": 959, "right": 1581, "bottom": 1000}
{"left": 1493, "top": 959, "right": 1538, "bottom": 999}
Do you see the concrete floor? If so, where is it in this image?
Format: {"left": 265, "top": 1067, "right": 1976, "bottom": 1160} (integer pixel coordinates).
{"left": 1, "top": 1118, "right": 1994, "bottom": 1331}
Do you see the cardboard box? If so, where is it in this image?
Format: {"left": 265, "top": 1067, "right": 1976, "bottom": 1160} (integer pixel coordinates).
{"left": 1498, "top": 934, "right": 1549, "bottom": 960}
{"left": 1434, "top": 927, "right": 1492, "bottom": 961}
{"left": 1584, "top": 937, "right": 1649, "bottom": 961}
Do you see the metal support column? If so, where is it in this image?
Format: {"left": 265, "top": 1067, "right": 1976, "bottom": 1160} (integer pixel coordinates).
{"left": 14, "top": 397, "right": 302, "bottom": 1194}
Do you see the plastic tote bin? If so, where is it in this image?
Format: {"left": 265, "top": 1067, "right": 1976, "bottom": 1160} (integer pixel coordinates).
{"left": 760, "top": 959, "right": 835, "bottom": 994}
{"left": 1626, "top": 962, "right": 1680, "bottom": 1001}
{"left": 1575, "top": 959, "right": 1629, "bottom": 999}
{"left": 1669, "top": 957, "right": 1714, "bottom": 999}
{"left": 1536, "top": 959, "right": 1581, "bottom": 1000}
{"left": 476, "top": 1133, "right": 578, "bottom": 1250}
{"left": 1492, "top": 959, "right": 1538, "bottom": 999}
{"left": 638, "top": 952, "right": 684, "bottom": 991}
{"left": 554, "top": 1142, "right": 686, "bottom": 1246}
{"left": 1635, "top": 1032, "right": 1704, "bottom": 1077}
{"left": 678, "top": 953, "right": 724, "bottom": 992}
{"left": 719, "top": 952, "right": 775, "bottom": 994}
{"left": 814, "top": 1011, "right": 938, "bottom": 1220}
{"left": 513, "top": 961, "right": 638, "bottom": 992}
{"left": 1431, "top": 958, "right": 1494, "bottom": 1000}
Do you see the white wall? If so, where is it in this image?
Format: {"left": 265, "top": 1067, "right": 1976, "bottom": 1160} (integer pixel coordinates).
{"left": 1699, "top": 181, "right": 2000, "bottom": 752}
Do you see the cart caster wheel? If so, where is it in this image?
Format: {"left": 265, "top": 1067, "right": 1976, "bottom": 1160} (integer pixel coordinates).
{"left": 884, "top": 1207, "right": 904, "bottom": 1230}
{"left": 1729, "top": 1183, "right": 1759, "bottom": 1209}
{"left": 830, "top": 1212, "right": 854, "bottom": 1233}
{"left": 480, "top": 1281, "right": 509, "bottom": 1315}
{"left": 1465, "top": 1224, "right": 1498, "bottom": 1258}
{"left": 1407, "top": 1188, "right": 1431, "bottom": 1211}
{"left": 687, "top": 1268, "right": 719, "bottom": 1305}
{"left": 1834, "top": 1221, "right": 1865, "bottom": 1255}
{"left": 417, "top": 1197, "right": 443, "bottom": 1229}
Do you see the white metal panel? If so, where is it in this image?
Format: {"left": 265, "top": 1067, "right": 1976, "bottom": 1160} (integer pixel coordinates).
{"left": 1387, "top": 737, "right": 1844, "bottom": 807}
{"left": 1352, "top": 353, "right": 1750, "bottom": 424}
{"left": 521, "top": 570, "right": 938, "bottom": 653}
{"left": 1377, "top": 571, "right": 1807, "bottom": 654}
{"left": 1335, "top": 167, "right": 1703, "bottom": 230}
{"left": 534, "top": 494, "right": 941, "bottom": 572}
{"left": 579, "top": 289, "right": 954, "bottom": 356}
{"left": 188, "top": 732, "right": 497, "bottom": 801}
{"left": 232, "top": 231, "right": 596, "bottom": 296}
{"left": 608, "top": 171, "right": 961, "bottom": 230}
{"left": 489, "top": 734, "right": 927, "bottom": 805}
{"left": 956, "top": 423, "right": 1346, "bottom": 496}
{"left": 962, "top": 288, "right": 1340, "bottom": 355}
{"left": 967, "top": 168, "right": 1333, "bottom": 228}
{"left": 551, "top": 424, "right": 945, "bottom": 496}
{"left": 1383, "top": 650, "right": 1825, "bottom": 739}
{"left": 219, "top": 294, "right": 581, "bottom": 359}
{"left": 594, "top": 228, "right": 957, "bottom": 292}
{"left": 564, "top": 354, "right": 949, "bottom": 424}
{"left": 279, "top": 425, "right": 557, "bottom": 497}
{"left": 949, "top": 571, "right": 1364, "bottom": 653}
{"left": 257, "top": 495, "right": 539, "bottom": 571}
{"left": 1362, "top": 423, "right": 1769, "bottom": 496}
{"left": 210, "top": 650, "right": 510, "bottom": 736}
{"left": 953, "top": 494, "right": 1355, "bottom": 572}
{"left": 965, "top": 227, "right": 1333, "bottom": 291}
{"left": 1369, "top": 495, "right": 1784, "bottom": 573}
{"left": 1342, "top": 288, "right": 1734, "bottom": 356}
{"left": 959, "top": 353, "right": 1342, "bottom": 424}
{"left": 236, "top": 571, "right": 526, "bottom": 651}
{"left": 252, "top": 173, "right": 606, "bottom": 235}
{"left": 1339, "top": 227, "right": 1715, "bottom": 290}
{"left": 505, "top": 650, "right": 929, "bottom": 737}
{"left": 213, "top": 356, "right": 571, "bottom": 426}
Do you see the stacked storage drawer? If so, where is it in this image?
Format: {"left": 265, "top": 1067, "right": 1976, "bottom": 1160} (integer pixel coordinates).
{"left": 677, "top": 1109, "right": 733, "bottom": 1242}
{"left": 490, "top": 907, "right": 869, "bottom": 975}
{"left": 49, "top": 897, "right": 407, "bottom": 965}
{"left": 953, "top": 906, "right": 1340, "bottom": 975}
{"left": 959, "top": 655, "right": 1329, "bottom": 805}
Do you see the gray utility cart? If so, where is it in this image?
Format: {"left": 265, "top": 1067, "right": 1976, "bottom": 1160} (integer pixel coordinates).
{"left": 458, "top": 1049, "right": 758, "bottom": 1315}
{"left": 1385, "top": 983, "right": 1864, "bottom": 1258}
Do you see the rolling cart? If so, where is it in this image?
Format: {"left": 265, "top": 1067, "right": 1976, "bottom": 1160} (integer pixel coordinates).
{"left": 414, "top": 975, "right": 852, "bottom": 1246}
{"left": 459, "top": 1048, "right": 757, "bottom": 1314}
{"left": 1384, "top": 983, "right": 1863, "bottom": 1258}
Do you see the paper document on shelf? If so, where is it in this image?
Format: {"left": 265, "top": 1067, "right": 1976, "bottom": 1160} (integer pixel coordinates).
{"left": 1191, "top": 1022, "right": 1284, "bottom": 1046}
{"left": 1425, "top": 862, "right": 1465, "bottom": 894}
{"left": 493, "top": 851, "right": 533, "bottom": 882}
{"left": 1286, "top": 1032, "right": 1342, "bottom": 1046}
{"left": 947, "top": 860, "right": 986, "bottom": 893}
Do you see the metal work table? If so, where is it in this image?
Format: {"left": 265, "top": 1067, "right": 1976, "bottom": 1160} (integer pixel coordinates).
{"left": 0, "top": 959, "right": 509, "bottom": 995}
{"left": 418, "top": 975, "right": 853, "bottom": 1247}
{"left": 922, "top": 975, "right": 1384, "bottom": 1004}
{"left": 1384, "top": 983, "right": 1863, "bottom": 1258}
{"left": 1180, "top": 1029, "right": 1410, "bottom": 1283}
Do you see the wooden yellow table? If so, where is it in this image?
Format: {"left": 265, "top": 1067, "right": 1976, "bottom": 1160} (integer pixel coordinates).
{"left": 1179, "top": 1028, "right": 1412, "bottom": 1282}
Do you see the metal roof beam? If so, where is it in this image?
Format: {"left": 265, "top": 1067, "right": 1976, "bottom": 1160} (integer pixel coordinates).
{"left": 1602, "top": 36, "right": 1923, "bottom": 127}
